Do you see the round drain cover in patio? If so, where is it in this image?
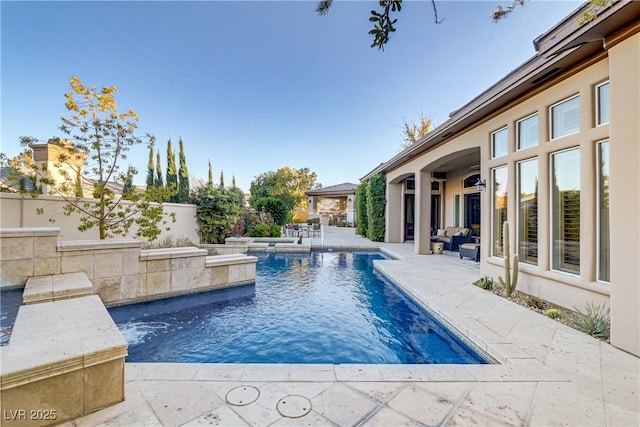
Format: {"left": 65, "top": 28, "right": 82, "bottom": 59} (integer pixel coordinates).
{"left": 226, "top": 386, "right": 259, "bottom": 406}
{"left": 276, "top": 395, "right": 312, "bottom": 418}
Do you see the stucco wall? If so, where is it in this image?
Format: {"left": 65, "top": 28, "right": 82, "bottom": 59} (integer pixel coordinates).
{"left": 0, "top": 193, "right": 199, "bottom": 243}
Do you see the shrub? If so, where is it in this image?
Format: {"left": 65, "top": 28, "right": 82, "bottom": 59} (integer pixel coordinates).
{"left": 254, "top": 197, "right": 289, "bottom": 226}
{"left": 366, "top": 173, "right": 386, "bottom": 242}
{"left": 270, "top": 224, "right": 282, "bottom": 237}
{"left": 525, "top": 295, "right": 545, "bottom": 310}
{"left": 247, "top": 223, "right": 271, "bottom": 237}
{"left": 142, "top": 235, "right": 195, "bottom": 249}
{"left": 546, "top": 308, "right": 560, "bottom": 319}
{"left": 478, "top": 276, "right": 494, "bottom": 290}
{"left": 193, "top": 184, "right": 244, "bottom": 244}
{"left": 239, "top": 207, "right": 260, "bottom": 237}
{"left": 356, "top": 183, "right": 368, "bottom": 236}
{"left": 572, "top": 302, "right": 610, "bottom": 338}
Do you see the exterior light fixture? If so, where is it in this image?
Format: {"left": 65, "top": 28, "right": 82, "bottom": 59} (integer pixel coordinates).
{"left": 475, "top": 178, "right": 487, "bottom": 192}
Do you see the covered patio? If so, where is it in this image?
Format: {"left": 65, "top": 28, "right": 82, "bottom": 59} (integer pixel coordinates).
{"left": 305, "top": 182, "right": 357, "bottom": 227}
{"left": 371, "top": 146, "right": 482, "bottom": 255}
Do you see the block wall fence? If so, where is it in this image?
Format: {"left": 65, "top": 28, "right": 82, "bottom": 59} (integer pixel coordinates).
{"left": 0, "top": 193, "right": 199, "bottom": 243}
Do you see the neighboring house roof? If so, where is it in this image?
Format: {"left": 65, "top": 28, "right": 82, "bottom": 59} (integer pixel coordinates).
{"left": 81, "top": 176, "right": 125, "bottom": 196}
{"left": 361, "top": 0, "right": 640, "bottom": 181}
{"left": 305, "top": 182, "right": 357, "bottom": 197}
{"left": 0, "top": 166, "right": 36, "bottom": 192}
{"left": 0, "top": 165, "right": 126, "bottom": 197}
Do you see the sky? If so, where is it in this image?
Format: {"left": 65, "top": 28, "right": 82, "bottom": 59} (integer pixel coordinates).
{"left": 1, "top": 0, "right": 583, "bottom": 193}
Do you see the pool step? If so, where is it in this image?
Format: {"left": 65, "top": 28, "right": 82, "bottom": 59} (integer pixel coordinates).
{"left": 1, "top": 295, "right": 127, "bottom": 426}
{"left": 23, "top": 272, "right": 93, "bottom": 304}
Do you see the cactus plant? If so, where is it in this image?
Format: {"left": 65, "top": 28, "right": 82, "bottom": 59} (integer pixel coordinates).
{"left": 497, "top": 222, "right": 519, "bottom": 298}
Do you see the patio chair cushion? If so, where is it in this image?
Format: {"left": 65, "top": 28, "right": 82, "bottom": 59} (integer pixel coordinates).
{"left": 459, "top": 242, "right": 480, "bottom": 262}
{"left": 433, "top": 227, "right": 473, "bottom": 251}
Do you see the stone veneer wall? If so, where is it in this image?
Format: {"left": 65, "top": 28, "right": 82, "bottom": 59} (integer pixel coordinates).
{"left": 0, "top": 227, "right": 258, "bottom": 306}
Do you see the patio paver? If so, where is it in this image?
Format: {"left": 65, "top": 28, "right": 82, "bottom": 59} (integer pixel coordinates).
{"left": 66, "top": 227, "right": 639, "bottom": 427}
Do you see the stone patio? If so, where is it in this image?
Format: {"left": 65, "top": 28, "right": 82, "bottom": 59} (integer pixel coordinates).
{"left": 63, "top": 227, "right": 639, "bottom": 426}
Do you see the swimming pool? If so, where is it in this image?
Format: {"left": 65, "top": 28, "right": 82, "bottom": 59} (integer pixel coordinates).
{"left": 109, "top": 251, "right": 487, "bottom": 364}
{"left": 1, "top": 289, "right": 23, "bottom": 347}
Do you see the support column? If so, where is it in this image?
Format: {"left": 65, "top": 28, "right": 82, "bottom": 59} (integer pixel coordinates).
{"left": 308, "top": 196, "right": 317, "bottom": 216}
{"left": 385, "top": 181, "right": 403, "bottom": 243}
{"left": 346, "top": 194, "right": 356, "bottom": 226}
{"left": 608, "top": 33, "right": 640, "bottom": 357}
{"left": 414, "top": 170, "right": 432, "bottom": 254}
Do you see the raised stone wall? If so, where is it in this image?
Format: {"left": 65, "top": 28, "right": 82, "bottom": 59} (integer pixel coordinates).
{"left": 0, "top": 228, "right": 258, "bottom": 306}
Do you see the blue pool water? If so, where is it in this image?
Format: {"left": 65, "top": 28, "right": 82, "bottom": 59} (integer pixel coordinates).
{"left": 1, "top": 289, "right": 23, "bottom": 347}
{"left": 109, "top": 252, "right": 487, "bottom": 364}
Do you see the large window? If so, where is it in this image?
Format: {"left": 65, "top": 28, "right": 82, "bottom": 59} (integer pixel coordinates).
{"left": 551, "top": 95, "right": 580, "bottom": 140}
{"left": 551, "top": 148, "right": 580, "bottom": 274}
{"left": 596, "top": 81, "right": 610, "bottom": 126}
{"left": 492, "top": 166, "right": 508, "bottom": 257}
{"left": 518, "top": 159, "right": 538, "bottom": 265}
{"left": 597, "top": 140, "right": 610, "bottom": 282}
{"left": 517, "top": 114, "right": 538, "bottom": 150}
{"left": 492, "top": 127, "right": 508, "bottom": 158}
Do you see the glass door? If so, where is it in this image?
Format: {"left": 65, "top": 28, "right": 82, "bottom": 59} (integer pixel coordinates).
{"left": 464, "top": 192, "right": 481, "bottom": 237}
{"left": 431, "top": 195, "right": 441, "bottom": 231}
{"left": 404, "top": 194, "right": 415, "bottom": 241}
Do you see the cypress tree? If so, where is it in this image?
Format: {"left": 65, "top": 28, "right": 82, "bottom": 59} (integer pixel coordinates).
{"left": 231, "top": 174, "right": 237, "bottom": 188}
{"left": 75, "top": 169, "right": 83, "bottom": 197}
{"left": 122, "top": 166, "right": 134, "bottom": 198}
{"left": 207, "top": 160, "right": 213, "bottom": 187}
{"left": 219, "top": 170, "right": 225, "bottom": 188}
{"left": 178, "top": 138, "right": 189, "bottom": 202}
{"left": 155, "top": 150, "right": 163, "bottom": 187}
{"left": 146, "top": 143, "right": 155, "bottom": 189}
{"left": 166, "top": 138, "right": 178, "bottom": 201}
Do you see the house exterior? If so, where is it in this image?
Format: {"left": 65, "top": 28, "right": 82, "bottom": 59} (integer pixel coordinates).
{"left": 362, "top": 0, "right": 640, "bottom": 357}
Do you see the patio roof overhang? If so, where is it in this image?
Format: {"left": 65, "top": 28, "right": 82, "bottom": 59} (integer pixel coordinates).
{"left": 305, "top": 182, "right": 357, "bottom": 198}
{"left": 361, "top": 0, "right": 640, "bottom": 181}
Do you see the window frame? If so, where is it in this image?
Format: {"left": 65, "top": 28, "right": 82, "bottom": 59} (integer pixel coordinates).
{"left": 517, "top": 157, "right": 539, "bottom": 266}
{"left": 549, "top": 94, "right": 580, "bottom": 141}
{"left": 517, "top": 113, "right": 539, "bottom": 151}
{"left": 596, "top": 139, "right": 610, "bottom": 283}
{"left": 596, "top": 81, "right": 610, "bottom": 127}
{"left": 491, "top": 165, "right": 509, "bottom": 258}
{"left": 491, "top": 127, "right": 508, "bottom": 159}
{"left": 549, "top": 147, "right": 581, "bottom": 275}
{"left": 454, "top": 193, "right": 461, "bottom": 227}
{"left": 405, "top": 178, "right": 415, "bottom": 191}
